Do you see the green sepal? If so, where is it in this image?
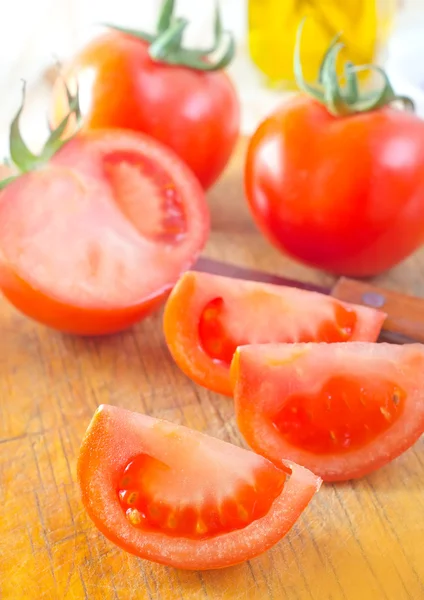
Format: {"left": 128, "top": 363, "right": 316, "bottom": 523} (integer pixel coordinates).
{"left": 105, "top": 0, "right": 235, "bottom": 72}
{"left": 149, "top": 18, "right": 188, "bottom": 60}
{"left": 102, "top": 24, "right": 154, "bottom": 44}
{"left": 39, "top": 82, "right": 81, "bottom": 162}
{"left": 9, "top": 82, "right": 41, "bottom": 172}
{"left": 344, "top": 62, "right": 359, "bottom": 104}
{"left": 0, "top": 79, "right": 82, "bottom": 190}
{"left": 294, "top": 19, "right": 415, "bottom": 117}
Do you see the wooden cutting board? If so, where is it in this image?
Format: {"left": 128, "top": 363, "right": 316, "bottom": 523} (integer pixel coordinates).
{"left": 1, "top": 139, "right": 423, "bottom": 600}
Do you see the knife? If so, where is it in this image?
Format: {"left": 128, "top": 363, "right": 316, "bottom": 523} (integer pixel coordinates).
{"left": 194, "top": 257, "right": 424, "bottom": 345}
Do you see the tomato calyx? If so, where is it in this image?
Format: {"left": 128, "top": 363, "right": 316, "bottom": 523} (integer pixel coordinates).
{"left": 0, "top": 81, "right": 81, "bottom": 191}
{"left": 294, "top": 20, "right": 414, "bottom": 117}
{"left": 105, "top": 0, "right": 235, "bottom": 72}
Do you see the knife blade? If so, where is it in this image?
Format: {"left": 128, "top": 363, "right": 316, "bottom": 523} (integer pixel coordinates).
{"left": 194, "top": 257, "right": 423, "bottom": 345}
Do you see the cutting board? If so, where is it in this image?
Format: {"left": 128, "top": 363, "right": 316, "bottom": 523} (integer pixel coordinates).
{"left": 1, "top": 139, "right": 423, "bottom": 600}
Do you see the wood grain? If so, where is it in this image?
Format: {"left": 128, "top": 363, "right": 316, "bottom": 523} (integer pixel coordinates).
{"left": 1, "top": 139, "right": 423, "bottom": 600}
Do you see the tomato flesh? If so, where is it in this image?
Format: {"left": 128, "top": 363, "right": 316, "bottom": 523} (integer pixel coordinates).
{"left": 318, "top": 304, "right": 357, "bottom": 342}
{"left": 198, "top": 297, "right": 243, "bottom": 365}
{"left": 164, "top": 271, "right": 386, "bottom": 396}
{"left": 274, "top": 375, "right": 405, "bottom": 454}
{"left": 118, "top": 452, "right": 286, "bottom": 539}
{"left": 102, "top": 150, "right": 187, "bottom": 243}
{"left": 199, "top": 295, "right": 358, "bottom": 366}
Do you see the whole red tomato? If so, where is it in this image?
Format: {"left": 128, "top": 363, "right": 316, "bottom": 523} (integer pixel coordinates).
{"left": 245, "top": 96, "right": 424, "bottom": 277}
{"left": 51, "top": 3, "right": 239, "bottom": 190}
{"left": 245, "top": 29, "right": 424, "bottom": 277}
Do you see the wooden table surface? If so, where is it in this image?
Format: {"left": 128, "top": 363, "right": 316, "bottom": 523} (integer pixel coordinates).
{"left": 1, "top": 139, "right": 423, "bottom": 600}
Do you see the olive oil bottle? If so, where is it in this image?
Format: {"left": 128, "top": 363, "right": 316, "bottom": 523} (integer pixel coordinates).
{"left": 248, "top": 0, "right": 397, "bottom": 87}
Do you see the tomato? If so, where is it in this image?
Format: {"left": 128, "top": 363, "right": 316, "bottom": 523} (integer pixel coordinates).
{"left": 163, "top": 271, "right": 386, "bottom": 396}
{"left": 51, "top": 31, "right": 239, "bottom": 190}
{"left": 232, "top": 342, "right": 424, "bottom": 481}
{"left": 245, "top": 95, "right": 424, "bottom": 276}
{"left": 0, "top": 129, "right": 209, "bottom": 335}
{"left": 78, "top": 404, "right": 321, "bottom": 570}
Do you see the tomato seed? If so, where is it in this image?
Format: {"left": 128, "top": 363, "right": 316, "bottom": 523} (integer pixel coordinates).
{"left": 237, "top": 506, "right": 249, "bottom": 521}
{"left": 166, "top": 514, "right": 178, "bottom": 529}
{"left": 196, "top": 519, "right": 207, "bottom": 535}
{"left": 380, "top": 407, "right": 392, "bottom": 421}
{"left": 126, "top": 508, "right": 142, "bottom": 525}
{"left": 393, "top": 390, "right": 401, "bottom": 405}
{"left": 127, "top": 492, "right": 138, "bottom": 505}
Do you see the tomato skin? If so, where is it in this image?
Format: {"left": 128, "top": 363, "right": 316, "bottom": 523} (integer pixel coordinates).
{"left": 245, "top": 96, "right": 424, "bottom": 276}
{"left": 77, "top": 404, "right": 321, "bottom": 570}
{"left": 0, "top": 129, "right": 209, "bottom": 335}
{"left": 51, "top": 32, "right": 240, "bottom": 190}
{"left": 0, "top": 266, "right": 166, "bottom": 336}
{"left": 163, "top": 271, "right": 386, "bottom": 396}
{"left": 232, "top": 342, "right": 424, "bottom": 481}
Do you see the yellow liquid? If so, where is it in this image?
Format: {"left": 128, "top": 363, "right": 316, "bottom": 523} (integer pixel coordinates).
{"left": 248, "top": 0, "right": 397, "bottom": 87}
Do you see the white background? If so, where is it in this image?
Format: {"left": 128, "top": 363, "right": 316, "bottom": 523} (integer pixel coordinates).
{"left": 0, "top": 0, "right": 423, "bottom": 157}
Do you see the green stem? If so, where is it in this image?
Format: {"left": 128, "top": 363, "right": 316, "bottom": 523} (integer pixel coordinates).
{"left": 105, "top": 0, "right": 234, "bottom": 72}
{"left": 294, "top": 19, "right": 415, "bottom": 117}
{"left": 149, "top": 18, "right": 188, "bottom": 61}
{"left": 157, "top": 0, "right": 175, "bottom": 33}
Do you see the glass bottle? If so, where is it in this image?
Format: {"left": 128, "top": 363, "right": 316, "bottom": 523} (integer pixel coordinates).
{"left": 248, "top": 0, "right": 397, "bottom": 88}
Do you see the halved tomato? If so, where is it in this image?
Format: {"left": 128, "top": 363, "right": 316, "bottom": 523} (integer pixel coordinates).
{"left": 78, "top": 404, "right": 321, "bottom": 570}
{"left": 163, "top": 271, "right": 386, "bottom": 396}
{"left": 0, "top": 129, "right": 209, "bottom": 335}
{"left": 232, "top": 342, "right": 424, "bottom": 481}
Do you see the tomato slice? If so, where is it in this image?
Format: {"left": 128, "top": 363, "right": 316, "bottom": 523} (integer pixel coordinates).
{"left": 232, "top": 342, "right": 424, "bottom": 481}
{"left": 78, "top": 405, "right": 321, "bottom": 570}
{"left": 0, "top": 130, "right": 209, "bottom": 335}
{"left": 163, "top": 271, "right": 386, "bottom": 396}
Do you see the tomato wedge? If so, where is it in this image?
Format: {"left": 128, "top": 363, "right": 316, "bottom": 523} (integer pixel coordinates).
{"left": 78, "top": 405, "right": 321, "bottom": 570}
{"left": 232, "top": 342, "right": 424, "bottom": 481}
{"left": 163, "top": 271, "right": 386, "bottom": 396}
{"left": 0, "top": 130, "right": 209, "bottom": 335}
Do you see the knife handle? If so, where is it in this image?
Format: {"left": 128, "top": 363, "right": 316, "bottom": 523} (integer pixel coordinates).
{"left": 331, "top": 277, "right": 424, "bottom": 344}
